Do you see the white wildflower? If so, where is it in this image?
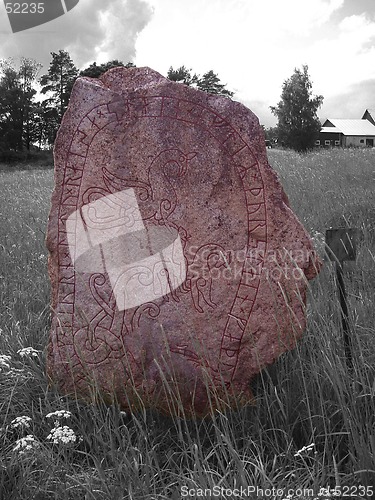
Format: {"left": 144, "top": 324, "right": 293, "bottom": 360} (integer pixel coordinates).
{"left": 311, "top": 230, "right": 326, "bottom": 256}
{"left": 10, "top": 416, "right": 32, "bottom": 429}
{"left": 46, "top": 410, "right": 72, "bottom": 420}
{"left": 318, "top": 489, "right": 341, "bottom": 498}
{"left": 18, "top": 347, "right": 40, "bottom": 358}
{"left": 13, "top": 435, "right": 39, "bottom": 455}
{"left": 47, "top": 425, "right": 78, "bottom": 444}
{"left": 294, "top": 442, "right": 315, "bottom": 457}
{"left": 0, "top": 355, "right": 12, "bottom": 371}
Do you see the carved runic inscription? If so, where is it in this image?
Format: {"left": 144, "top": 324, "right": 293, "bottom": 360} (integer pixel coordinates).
{"left": 57, "top": 97, "right": 265, "bottom": 376}
{"left": 47, "top": 67, "right": 321, "bottom": 417}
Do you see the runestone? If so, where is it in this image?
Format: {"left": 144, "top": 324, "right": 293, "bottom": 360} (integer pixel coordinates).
{"left": 46, "top": 67, "right": 321, "bottom": 417}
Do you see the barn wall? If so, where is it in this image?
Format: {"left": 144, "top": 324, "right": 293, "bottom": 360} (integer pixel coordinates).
{"left": 318, "top": 132, "right": 342, "bottom": 146}
{"left": 343, "top": 136, "right": 375, "bottom": 147}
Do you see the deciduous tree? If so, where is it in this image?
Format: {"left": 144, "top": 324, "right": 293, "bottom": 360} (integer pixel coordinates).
{"left": 19, "top": 57, "right": 42, "bottom": 150}
{"left": 0, "top": 57, "right": 41, "bottom": 152}
{"left": 270, "top": 65, "right": 323, "bottom": 151}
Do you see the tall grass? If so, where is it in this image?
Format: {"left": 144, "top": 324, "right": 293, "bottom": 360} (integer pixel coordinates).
{"left": 0, "top": 149, "right": 374, "bottom": 499}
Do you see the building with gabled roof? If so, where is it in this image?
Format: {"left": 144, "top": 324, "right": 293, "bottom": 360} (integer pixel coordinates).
{"left": 362, "top": 109, "right": 375, "bottom": 125}
{"left": 318, "top": 117, "right": 375, "bottom": 147}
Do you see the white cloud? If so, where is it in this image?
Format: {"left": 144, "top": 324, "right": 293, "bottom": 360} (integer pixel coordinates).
{"left": 134, "top": 0, "right": 351, "bottom": 126}
{"left": 0, "top": 0, "right": 153, "bottom": 69}
{"left": 302, "top": 13, "right": 375, "bottom": 99}
{"left": 338, "top": 13, "right": 375, "bottom": 49}
{"left": 95, "top": 0, "right": 153, "bottom": 64}
{"left": 135, "top": 0, "right": 346, "bottom": 107}
{"left": 239, "top": 0, "right": 344, "bottom": 37}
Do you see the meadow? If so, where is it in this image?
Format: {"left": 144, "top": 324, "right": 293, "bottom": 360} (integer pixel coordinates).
{"left": 0, "top": 148, "right": 374, "bottom": 499}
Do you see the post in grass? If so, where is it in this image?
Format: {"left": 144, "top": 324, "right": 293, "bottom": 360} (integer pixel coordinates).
{"left": 325, "top": 228, "right": 358, "bottom": 372}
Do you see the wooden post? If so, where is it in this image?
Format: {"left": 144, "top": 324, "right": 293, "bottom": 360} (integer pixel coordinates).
{"left": 335, "top": 260, "right": 352, "bottom": 371}
{"left": 325, "top": 228, "right": 357, "bottom": 371}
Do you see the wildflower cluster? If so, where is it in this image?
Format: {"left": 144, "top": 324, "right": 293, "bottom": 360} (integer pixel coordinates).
{"left": 8, "top": 408, "right": 81, "bottom": 457}
{"left": 1, "top": 345, "right": 40, "bottom": 378}
{"left": 46, "top": 410, "right": 72, "bottom": 420}
{"left": 8, "top": 416, "right": 39, "bottom": 457}
{"left": 46, "top": 410, "right": 81, "bottom": 446}
{"left": 17, "top": 347, "right": 40, "bottom": 358}
{"left": 13, "top": 435, "right": 40, "bottom": 455}
{"left": 10, "top": 415, "right": 32, "bottom": 429}
{"left": 47, "top": 425, "right": 78, "bottom": 444}
{"left": 0, "top": 354, "right": 12, "bottom": 372}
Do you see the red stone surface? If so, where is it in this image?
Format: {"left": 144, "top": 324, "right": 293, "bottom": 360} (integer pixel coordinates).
{"left": 46, "top": 67, "right": 321, "bottom": 417}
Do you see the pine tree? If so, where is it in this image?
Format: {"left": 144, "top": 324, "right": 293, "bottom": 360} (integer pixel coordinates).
{"left": 196, "top": 70, "right": 234, "bottom": 97}
{"left": 40, "top": 50, "right": 78, "bottom": 122}
{"left": 80, "top": 60, "right": 135, "bottom": 78}
{"left": 167, "top": 66, "right": 234, "bottom": 97}
{"left": 167, "top": 66, "right": 199, "bottom": 86}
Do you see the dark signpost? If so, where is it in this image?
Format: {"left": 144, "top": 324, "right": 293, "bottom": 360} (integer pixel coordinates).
{"left": 325, "top": 228, "right": 358, "bottom": 371}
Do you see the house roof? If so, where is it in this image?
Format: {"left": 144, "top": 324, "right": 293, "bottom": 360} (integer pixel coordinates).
{"left": 362, "top": 109, "right": 375, "bottom": 124}
{"left": 322, "top": 119, "right": 375, "bottom": 136}
{"left": 321, "top": 126, "right": 341, "bottom": 134}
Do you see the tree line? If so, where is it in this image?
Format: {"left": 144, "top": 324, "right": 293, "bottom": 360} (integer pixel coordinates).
{"left": 0, "top": 50, "right": 323, "bottom": 158}
{"left": 167, "top": 65, "right": 324, "bottom": 151}
{"left": 0, "top": 51, "right": 234, "bottom": 158}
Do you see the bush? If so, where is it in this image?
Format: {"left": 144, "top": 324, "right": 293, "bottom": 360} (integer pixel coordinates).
{"left": 0, "top": 149, "right": 53, "bottom": 169}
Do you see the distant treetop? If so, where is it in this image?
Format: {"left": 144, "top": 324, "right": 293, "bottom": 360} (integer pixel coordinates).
{"left": 167, "top": 65, "right": 234, "bottom": 97}
{"left": 80, "top": 61, "right": 135, "bottom": 78}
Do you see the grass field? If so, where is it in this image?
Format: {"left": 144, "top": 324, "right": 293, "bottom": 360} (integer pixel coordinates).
{"left": 0, "top": 148, "right": 374, "bottom": 499}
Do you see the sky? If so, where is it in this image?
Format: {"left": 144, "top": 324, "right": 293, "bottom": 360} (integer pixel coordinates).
{"left": 0, "top": 0, "right": 375, "bottom": 126}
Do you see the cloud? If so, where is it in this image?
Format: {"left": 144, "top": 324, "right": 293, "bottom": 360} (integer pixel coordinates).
{"left": 242, "top": 0, "right": 344, "bottom": 37}
{"left": 94, "top": 0, "right": 154, "bottom": 64}
{"left": 136, "top": 0, "right": 346, "bottom": 96}
{"left": 0, "top": 0, "right": 153, "bottom": 70}
{"left": 135, "top": 0, "right": 348, "bottom": 127}
{"left": 302, "top": 12, "right": 375, "bottom": 99}
{"left": 319, "top": 78, "right": 375, "bottom": 120}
